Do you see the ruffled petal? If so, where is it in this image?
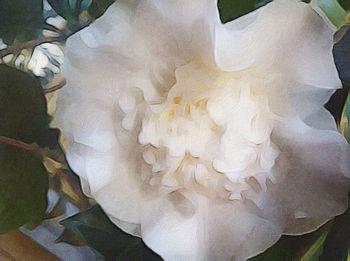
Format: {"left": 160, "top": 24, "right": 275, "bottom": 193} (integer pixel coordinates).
{"left": 273, "top": 117, "right": 349, "bottom": 234}
{"left": 140, "top": 193, "right": 282, "bottom": 261}
{"left": 215, "top": 0, "right": 341, "bottom": 89}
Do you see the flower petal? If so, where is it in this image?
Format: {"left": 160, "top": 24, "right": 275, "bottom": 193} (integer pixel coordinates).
{"left": 140, "top": 193, "right": 282, "bottom": 261}
{"left": 215, "top": 0, "right": 341, "bottom": 89}
{"left": 273, "top": 117, "right": 349, "bottom": 234}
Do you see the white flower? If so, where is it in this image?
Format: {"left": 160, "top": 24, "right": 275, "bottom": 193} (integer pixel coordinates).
{"left": 56, "top": 0, "right": 350, "bottom": 260}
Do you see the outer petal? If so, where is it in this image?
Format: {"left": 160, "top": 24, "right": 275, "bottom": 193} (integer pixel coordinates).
{"left": 140, "top": 193, "right": 282, "bottom": 261}
{"left": 273, "top": 118, "right": 350, "bottom": 234}
{"left": 215, "top": 0, "right": 340, "bottom": 89}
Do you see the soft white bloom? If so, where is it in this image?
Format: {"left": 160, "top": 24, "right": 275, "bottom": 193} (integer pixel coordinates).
{"left": 56, "top": 0, "right": 350, "bottom": 260}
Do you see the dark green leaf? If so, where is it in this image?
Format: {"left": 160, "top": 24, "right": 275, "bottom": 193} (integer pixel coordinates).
{"left": 325, "top": 85, "right": 349, "bottom": 125}
{"left": 60, "top": 205, "right": 162, "bottom": 261}
{"left": 47, "top": 0, "right": 90, "bottom": 24}
{"left": 255, "top": 0, "right": 272, "bottom": 8}
{"left": 320, "top": 203, "right": 350, "bottom": 261}
{"left": 218, "top": 0, "right": 256, "bottom": 23}
{"left": 339, "top": 0, "right": 350, "bottom": 10}
{"left": 0, "top": 65, "right": 52, "bottom": 233}
{"left": 87, "top": 0, "right": 115, "bottom": 20}
{"left": 249, "top": 222, "right": 331, "bottom": 261}
{"left": 47, "top": 0, "right": 114, "bottom": 21}
{"left": 340, "top": 95, "right": 350, "bottom": 141}
{"left": 47, "top": 0, "right": 113, "bottom": 33}
{"left": 47, "top": 0, "right": 79, "bottom": 23}
{"left": 333, "top": 25, "right": 350, "bottom": 83}
{"left": 0, "top": 0, "right": 45, "bottom": 43}
{"left": 0, "top": 144, "right": 48, "bottom": 233}
{"left": 300, "top": 232, "right": 328, "bottom": 261}
{"left": 0, "top": 65, "right": 57, "bottom": 148}
{"left": 56, "top": 227, "right": 87, "bottom": 246}
{"left": 332, "top": 25, "right": 350, "bottom": 129}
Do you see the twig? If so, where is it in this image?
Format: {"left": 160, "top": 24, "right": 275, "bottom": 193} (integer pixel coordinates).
{"left": 0, "top": 135, "right": 44, "bottom": 155}
{"left": 0, "top": 247, "right": 16, "bottom": 261}
{"left": 0, "top": 135, "right": 66, "bottom": 164}
{"left": 0, "top": 36, "right": 63, "bottom": 59}
{"left": 44, "top": 79, "right": 66, "bottom": 94}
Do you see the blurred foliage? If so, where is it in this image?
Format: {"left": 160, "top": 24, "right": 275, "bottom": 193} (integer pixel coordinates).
{"left": 339, "top": 0, "right": 350, "bottom": 10}
{"left": 0, "top": 0, "right": 115, "bottom": 46}
{"left": 86, "top": 0, "right": 115, "bottom": 20}
{"left": 46, "top": 0, "right": 115, "bottom": 32}
{"left": 0, "top": 65, "right": 54, "bottom": 233}
{"left": 318, "top": 0, "right": 347, "bottom": 28}
{"left": 0, "top": 0, "right": 45, "bottom": 43}
{"left": 249, "top": 224, "right": 330, "bottom": 261}
{"left": 251, "top": 204, "right": 350, "bottom": 260}
{"left": 333, "top": 25, "right": 350, "bottom": 83}
{"left": 334, "top": 25, "right": 350, "bottom": 140}
{"left": 320, "top": 205, "right": 350, "bottom": 261}
{"left": 0, "top": 144, "right": 48, "bottom": 233}
{"left": 218, "top": 0, "right": 256, "bottom": 23}
{"left": 218, "top": 0, "right": 281, "bottom": 23}
{"left": 301, "top": 232, "right": 328, "bottom": 261}
{"left": 340, "top": 96, "right": 350, "bottom": 141}
{"left": 0, "top": 65, "right": 57, "bottom": 147}
{"left": 47, "top": 0, "right": 114, "bottom": 21}
{"left": 47, "top": 0, "right": 93, "bottom": 22}
{"left": 59, "top": 205, "right": 161, "bottom": 261}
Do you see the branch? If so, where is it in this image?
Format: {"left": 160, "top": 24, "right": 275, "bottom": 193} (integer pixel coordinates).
{"left": 0, "top": 135, "right": 65, "bottom": 164}
{"left": 0, "top": 135, "right": 43, "bottom": 155}
{"left": 0, "top": 36, "right": 63, "bottom": 59}
{"left": 44, "top": 79, "right": 66, "bottom": 94}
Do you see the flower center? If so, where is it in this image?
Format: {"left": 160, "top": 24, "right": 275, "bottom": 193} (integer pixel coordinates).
{"left": 122, "top": 63, "right": 279, "bottom": 200}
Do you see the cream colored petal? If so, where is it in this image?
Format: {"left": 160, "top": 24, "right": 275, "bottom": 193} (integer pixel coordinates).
{"left": 273, "top": 117, "right": 349, "bottom": 234}
{"left": 215, "top": 0, "right": 341, "bottom": 89}
{"left": 140, "top": 193, "right": 282, "bottom": 261}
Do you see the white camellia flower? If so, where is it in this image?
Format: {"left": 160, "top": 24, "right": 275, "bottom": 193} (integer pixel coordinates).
{"left": 56, "top": 0, "right": 350, "bottom": 260}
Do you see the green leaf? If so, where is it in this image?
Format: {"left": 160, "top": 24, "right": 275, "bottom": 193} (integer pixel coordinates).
{"left": 255, "top": 0, "right": 272, "bottom": 8}
{"left": 47, "top": 0, "right": 80, "bottom": 24}
{"left": 319, "top": 203, "right": 350, "bottom": 261}
{"left": 0, "top": 144, "right": 49, "bottom": 234}
{"left": 218, "top": 0, "right": 256, "bottom": 23}
{"left": 325, "top": 86, "right": 348, "bottom": 126}
{"left": 47, "top": 0, "right": 92, "bottom": 24}
{"left": 0, "top": 0, "right": 45, "bottom": 43}
{"left": 0, "top": 65, "right": 57, "bottom": 148}
{"left": 0, "top": 65, "right": 53, "bottom": 233}
{"left": 60, "top": 205, "right": 161, "bottom": 261}
{"left": 340, "top": 94, "right": 350, "bottom": 141}
{"left": 300, "top": 232, "right": 327, "bottom": 261}
{"left": 339, "top": 0, "right": 350, "bottom": 10}
{"left": 55, "top": 227, "right": 87, "bottom": 246}
{"left": 249, "top": 222, "right": 332, "bottom": 261}
{"left": 317, "top": 0, "right": 347, "bottom": 28}
{"left": 87, "top": 0, "right": 115, "bottom": 20}
{"left": 47, "top": 0, "right": 113, "bottom": 32}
